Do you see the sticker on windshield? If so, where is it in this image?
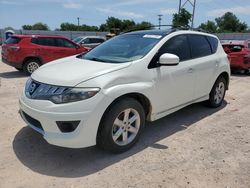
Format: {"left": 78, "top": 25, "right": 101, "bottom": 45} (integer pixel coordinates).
{"left": 143, "top": 34, "right": 162, "bottom": 39}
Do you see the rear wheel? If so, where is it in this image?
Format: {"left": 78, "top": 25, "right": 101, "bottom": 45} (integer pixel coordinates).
{"left": 24, "top": 59, "right": 41, "bottom": 75}
{"left": 208, "top": 76, "right": 226, "bottom": 108}
{"left": 97, "top": 98, "right": 145, "bottom": 153}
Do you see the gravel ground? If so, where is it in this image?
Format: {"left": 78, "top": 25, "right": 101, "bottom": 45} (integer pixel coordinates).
{"left": 0, "top": 54, "right": 250, "bottom": 188}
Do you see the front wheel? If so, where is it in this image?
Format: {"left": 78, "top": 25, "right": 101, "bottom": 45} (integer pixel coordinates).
{"left": 208, "top": 76, "right": 226, "bottom": 108}
{"left": 97, "top": 98, "right": 145, "bottom": 153}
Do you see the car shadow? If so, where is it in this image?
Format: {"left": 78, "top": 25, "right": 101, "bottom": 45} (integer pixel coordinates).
{"left": 0, "top": 70, "right": 27, "bottom": 79}
{"left": 13, "top": 101, "right": 227, "bottom": 178}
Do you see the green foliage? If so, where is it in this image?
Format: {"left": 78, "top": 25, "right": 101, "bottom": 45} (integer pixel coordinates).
{"left": 60, "top": 22, "right": 98, "bottom": 31}
{"left": 59, "top": 17, "right": 152, "bottom": 32}
{"left": 199, "top": 21, "right": 217, "bottom": 33}
{"left": 172, "top": 8, "right": 192, "bottom": 28}
{"left": 32, "top": 22, "right": 49, "bottom": 30}
{"left": 22, "top": 25, "right": 32, "bottom": 30}
{"left": 215, "top": 12, "right": 248, "bottom": 32}
{"left": 199, "top": 12, "right": 249, "bottom": 33}
{"left": 22, "top": 23, "right": 49, "bottom": 30}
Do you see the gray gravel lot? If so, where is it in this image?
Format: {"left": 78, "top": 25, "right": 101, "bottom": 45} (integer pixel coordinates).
{"left": 0, "top": 53, "right": 250, "bottom": 188}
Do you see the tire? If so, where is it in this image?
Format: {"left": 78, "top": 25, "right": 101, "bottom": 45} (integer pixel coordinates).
{"left": 97, "top": 98, "right": 145, "bottom": 153}
{"left": 23, "top": 59, "right": 41, "bottom": 75}
{"left": 208, "top": 76, "right": 226, "bottom": 108}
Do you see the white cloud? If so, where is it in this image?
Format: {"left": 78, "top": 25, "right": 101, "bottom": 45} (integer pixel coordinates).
{"left": 97, "top": 8, "right": 144, "bottom": 19}
{"left": 160, "top": 8, "right": 177, "bottom": 15}
{"left": 208, "top": 6, "right": 250, "bottom": 17}
{"left": 63, "top": 2, "right": 82, "bottom": 9}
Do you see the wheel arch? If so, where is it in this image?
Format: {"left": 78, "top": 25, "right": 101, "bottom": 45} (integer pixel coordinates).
{"left": 97, "top": 92, "right": 152, "bottom": 141}
{"left": 22, "top": 56, "right": 43, "bottom": 68}
{"left": 218, "top": 71, "right": 230, "bottom": 90}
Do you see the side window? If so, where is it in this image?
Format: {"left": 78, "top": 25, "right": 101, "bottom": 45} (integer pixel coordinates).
{"left": 31, "top": 37, "right": 56, "bottom": 47}
{"left": 207, "top": 36, "right": 218, "bottom": 54}
{"left": 189, "top": 35, "right": 212, "bottom": 58}
{"left": 82, "top": 38, "right": 90, "bottom": 44}
{"left": 90, "top": 38, "right": 104, "bottom": 43}
{"left": 159, "top": 35, "right": 191, "bottom": 61}
{"left": 55, "top": 38, "right": 76, "bottom": 48}
{"left": 97, "top": 38, "right": 105, "bottom": 43}
{"left": 248, "top": 43, "right": 250, "bottom": 49}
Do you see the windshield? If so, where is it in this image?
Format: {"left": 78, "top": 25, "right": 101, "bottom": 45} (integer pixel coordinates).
{"left": 82, "top": 33, "right": 162, "bottom": 63}
{"left": 73, "top": 37, "right": 83, "bottom": 43}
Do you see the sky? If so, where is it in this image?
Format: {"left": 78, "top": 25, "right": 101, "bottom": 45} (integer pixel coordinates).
{"left": 0, "top": 0, "right": 250, "bottom": 30}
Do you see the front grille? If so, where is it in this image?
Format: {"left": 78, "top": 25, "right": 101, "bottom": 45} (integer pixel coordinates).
{"left": 25, "top": 79, "right": 67, "bottom": 99}
{"left": 22, "top": 111, "right": 44, "bottom": 131}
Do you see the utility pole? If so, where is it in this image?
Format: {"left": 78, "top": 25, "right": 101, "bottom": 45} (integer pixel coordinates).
{"left": 157, "top": 14, "right": 163, "bottom": 30}
{"left": 77, "top": 17, "right": 80, "bottom": 26}
{"left": 178, "top": 0, "right": 197, "bottom": 29}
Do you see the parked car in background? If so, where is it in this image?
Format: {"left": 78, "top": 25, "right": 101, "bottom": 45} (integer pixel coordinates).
{"left": 20, "top": 30, "right": 230, "bottom": 153}
{"left": 1, "top": 35, "right": 89, "bottom": 75}
{"left": 73, "top": 36, "right": 105, "bottom": 49}
{"left": 221, "top": 40, "right": 250, "bottom": 74}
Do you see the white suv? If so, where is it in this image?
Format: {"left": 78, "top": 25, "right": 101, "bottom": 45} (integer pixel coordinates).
{"left": 19, "top": 30, "right": 230, "bottom": 153}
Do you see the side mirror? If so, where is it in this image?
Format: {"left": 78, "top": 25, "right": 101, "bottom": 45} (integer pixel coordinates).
{"left": 159, "top": 53, "right": 179, "bottom": 66}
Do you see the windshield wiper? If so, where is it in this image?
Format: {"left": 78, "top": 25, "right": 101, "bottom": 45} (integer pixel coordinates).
{"left": 87, "top": 57, "right": 108, "bottom": 62}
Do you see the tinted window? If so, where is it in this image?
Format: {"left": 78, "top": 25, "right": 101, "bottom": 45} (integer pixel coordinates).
{"left": 5, "top": 37, "right": 21, "bottom": 44}
{"left": 55, "top": 38, "right": 76, "bottom": 48}
{"left": 189, "top": 35, "right": 212, "bottom": 58}
{"left": 159, "top": 35, "right": 191, "bottom": 61}
{"left": 89, "top": 38, "right": 104, "bottom": 43}
{"left": 207, "top": 36, "right": 218, "bottom": 53}
{"left": 83, "top": 38, "right": 90, "bottom": 44}
{"left": 31, "top": 37, "right": 56, "bottom": 47}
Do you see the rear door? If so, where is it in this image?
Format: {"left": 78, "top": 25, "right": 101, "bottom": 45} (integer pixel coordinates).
{"left": 188, "top": 34, "right": 217, "bottom": 98}
{"left": 31, "top": 37, "right": 61, "bottom": 62}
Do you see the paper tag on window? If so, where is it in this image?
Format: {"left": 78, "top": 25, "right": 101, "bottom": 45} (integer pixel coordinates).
{"left": 143, "top": 34, "right": 162, "bottom": 39}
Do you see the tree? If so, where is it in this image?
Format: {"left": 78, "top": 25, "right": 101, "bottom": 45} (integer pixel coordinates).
{"left": 215, "top": 12, "right": 248, "bottom": 32}
{"left": 172, "top": 8, "right": 192, "bottom": 28}
{"left": 22, "top": 25, "right": 32, "bottom": 30}
{"left": 199, "top": 21, "right": 217, "bottom": 33}
{"left": 133, "top": 21, "right": 152, "bottom": 31}
{"left": 32, "top": 22, "right": 49, "bottom": 30}
{"left": 99, "top": 17, "right": 152, "bottom": 32}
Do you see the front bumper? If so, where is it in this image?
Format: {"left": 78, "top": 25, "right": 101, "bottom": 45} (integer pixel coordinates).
{"left": 19, "top": 90, "right": 113, "bottom": 148}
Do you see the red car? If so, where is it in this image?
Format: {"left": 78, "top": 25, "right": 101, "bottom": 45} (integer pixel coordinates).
{"left": 221, "top": 40, "right": 250, "bottom": 74}
{"left": 1, "top": 35, "right": 89, "bottom": 75}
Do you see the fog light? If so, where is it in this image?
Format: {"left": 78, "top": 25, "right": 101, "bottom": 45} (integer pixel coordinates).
{"left": 56, "top": 121, "right": 80, "bottom": 133}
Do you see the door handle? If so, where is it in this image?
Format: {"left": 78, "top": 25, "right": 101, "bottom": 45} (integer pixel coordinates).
{"left": 188, "top": 68, "right": 194, "bottom": 73}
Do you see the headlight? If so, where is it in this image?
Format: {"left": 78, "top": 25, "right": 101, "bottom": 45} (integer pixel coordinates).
{"left": 25, "top": 79, "right": 100, "bottom": 104}
{"left": 50, "top": 88, "right": 100, "bottom": 104}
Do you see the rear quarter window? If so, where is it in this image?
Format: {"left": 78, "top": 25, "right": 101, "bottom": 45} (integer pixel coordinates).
{"left": 5, "top": 37, "right": 21, "bottom": 44}
{"left": 189, "top": 34, "right": 212, "bottom": 58}
{"left": 207, "top": 36, "right": 218, "bottom": 54}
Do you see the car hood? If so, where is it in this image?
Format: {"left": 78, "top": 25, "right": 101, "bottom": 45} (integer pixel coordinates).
{"left": 31, "top": 56, "right": 131, "bottom": 87}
